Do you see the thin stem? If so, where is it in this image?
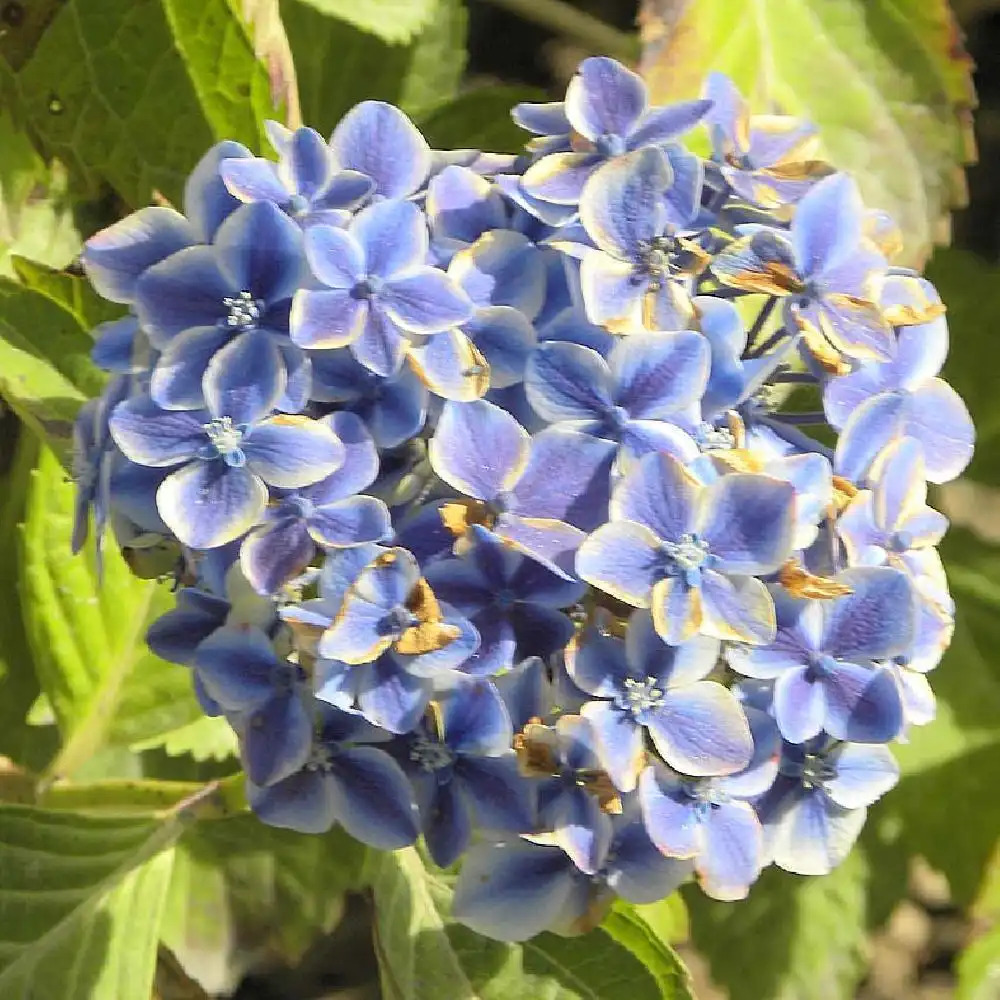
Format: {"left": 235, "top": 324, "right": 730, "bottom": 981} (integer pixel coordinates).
{"left": 746, "top": 321, "right": 790, "bottom": 359}
{"left": 479, "top": 0, "right": 641, "bottom": 63}
{"left": 745, "top": 297, "right": 778, "bottom": 351}
{"left": 770, "top": 411, "right": 828, "bottom": 426}
{"left": 771, "top": 371, "right": 818, "bottom": 385}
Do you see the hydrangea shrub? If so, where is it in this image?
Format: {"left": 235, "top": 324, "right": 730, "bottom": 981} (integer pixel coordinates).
{"left": 75, "top": 57, "right": 973, "bottom": 941}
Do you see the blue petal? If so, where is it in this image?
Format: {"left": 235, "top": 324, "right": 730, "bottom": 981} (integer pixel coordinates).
{"left": 351, "top": 305, "right": 408, "bottom": 376}
{"left": 381, "top": 268, "right": 474, "bottom": 333}
{"left": 576, "top": 521, "right": 661, "bottom": 606}
{"left": 524, "top": 341, "right": 613, "bottom": 423}
{"left": 792, "top": 173, "right": 864, "bottom": 278}
{"left": 220, "top": 156, "right": 290, "bottom": 205}
{"left": 521, "top": 151, "right": 603, "bottom": 205}
{"left": 823, "top": 661, "right": 903, "bottom": 743}
{"left": 630, "top": 100, "right": 712, "bottom": 147}
{"left": 905, "top": 379, "right": 975, "bottom": 484}
{"left": 134, "top": 246, "right": 234, "bottom": 347}
{"left": 157, "top": 461, "right": 267, "bottom": 549}
{"left": 509, "top": 428, "right": 614, "bottom": 531}
{"left": 429, "top": 399, "right": 530, "bottom": 500}
{"left": 248, "top": 767, "right": 337, "bottom": 834}
{"left": 244, "top": 415, "right": 344, "bottom": 488}
{"left": 699, "top": 473, "right": 795, "bottom": 574}
{"left": 579, "top": 252, "right": 644, "bottom": 328}
{"left": 699, "top": 570, "right": 776, "bottom": 645}
{"left": 213, "top": 201, "right": 305, "bottom": 304}
{"left": 824, "top": 742, "right": 899, "bottom": 809}
{"left": 146, "top": 588, "right": 229, "bottom": 664}
{"left": 290, "top": 288, "right": 368, "bottom": 349}
{"left": 184, "top": 140, "right": 252, "bottom": 242}
{"left": 243, "top": 691, "right": 314, "bottom": 787}
{"left": 427, "top": 165, "right": 507, "bottom": 245}
{"left": 204, "top": 329, "right": 285, "bottom": 424}
{"left": 581, "top": 700, "right": 645, "bottom": 792}
{"left": 440, "top": 680, "right": 513, "bottom": 756}
{"left": 83, "top": 207, "right": 195, "bottom": 304}
{"left": 109, "top": 395, "right": 207, "bottom": 467}
{"left": 773, "top": 666, "right": 825, "bottom": 744}
{"left": 422, "top": 778, "right": 472, "bottom": 867}
{"left": 452, "top": 841, "right": 577, "bottom": 942}
{"left": 283, "top": 126, "right": 332, "bottom": 197}
{"left": 608, "top": 819, "right": 693, "bottom": 904}
{"left": 308, "top": 496, "right": 390, "bottom": 548}
{"left": 611, "top": 331, "right": 710, "bottom": 418}
{"left": 646, "top": 683, "right": 753, "bottom": 777}
{"left": 611, "top": 451, "right": 698, "bottom": 542}
{"left": 822, "top": 566, "right": 915, "bottom": 661}
{"left": 351, "top": 199, "right": 428, "bottom": 278}
{"left": 638, "top": 764, "right": 701, "bottom": 857}
{"left": 328, "top": 745, "right": 420, "bottom": 849}
{"left": 626, "top": 608, "right": 720, "bottom": 687}
{"left": 303, "top": 224, "right": 365, "bottom": 288}
{"left": 240, "top": 517, "right": 315, "bottom": 595}
{"left": 566, "top": 56, "right": 647, "bottom": 141}
{"left": 464, "top": 306, "right": 536, "bottom": 389}
{"left": 458, "top": 754, "right": 535, "bottom": 832}
{"left": 698, "top": 800, "right": 762, "bottom": 900}
{"left": 450, "top": 231, "right": 546, "bottom": 318}
{"left": 91, "top": 315, "right": 148, "bottom": 374}
{"left": 579, "top": 147, "right": 669, "bottom": 258}
{"left": 150, "top": 326, "right": 230, "bottom": 410}
{"left": 194, "top": 624, "right": 280, "bottom": 709}
{"left": 356, "top": 657, "right": 432, "bottom": 734}
{"left": 769, "top": 789, "right": 865, "bottom": 876}
{"left": 330, "top": 101, "right": 431, "bottom": 199}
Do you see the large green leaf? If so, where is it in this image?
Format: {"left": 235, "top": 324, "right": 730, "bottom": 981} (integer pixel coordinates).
{"left": 160, "top": 815, "right": 368, "bottom": 993}
{"left": 0, "top": 259, "right": 119, "bottom": 463}
{"left": 0, "top": 0, "right": 280, "bottom": 207}
{"left": 0, "top": 110, "right": 80, "bottom": 277}
{"left": 371, "top": 847, "right": 694, "bottom": 999}
{"left": 639, "top": 0, "right": 976, "bottom": 267}
{"left": 0, "top": 422, "right": 50, "bottom": 770}
{"left": 0, "top": 804, "right": 180, "bottom": 1000}
{"left": 956, "top": 920, "right": 1000, "bottom": 1000}
{"left": 18, "top": 446, "right": 216, "bottom": 780}
{"left": 685, "top": 850, "right": 871, "bottom": 1000}
{"left": 281, "top": 0, "right": 467, "bottom": 138}
{"left": 291, "top": 0, "right": 438, "bottom": 44}
{"left": 418, "top": 86, "right": 545, "bottom": 154}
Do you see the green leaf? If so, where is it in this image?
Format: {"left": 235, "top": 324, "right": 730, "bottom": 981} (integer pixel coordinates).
{"left": 0, "top": 257, "right": 121, "bottom": 461}
{"left": 290, "top": 0, "right": 438, "bottom": 44}
{"left": 130, "top": 715, "right": 238, "bottom": 762}
{"left": 0, "top": 0, "right": 281, "bottom": 207}
{"left": 282, "top": 0, "right": 467, "bottom": 137}
{"left": 0, "top": 421, "right": 50, "bottom": 769}
{"left": 0, "top": 110, "right": 81, "bottom": 277}
{"left": 371, "top": 846, "right": 693, "bottom": 999}
{"left": 925, "top": 247, "right": 998, "bottom": 484}
{"left": 639, "top": 0, "right": 976, "bottom": 267}
{"left": 418, "top": 86, "right": 544, "bottom": 154}
{"left": 19, "top": 446, "right": 214, "bottom": 780}
{"left": 956, "top": 921, "right": 1000, "bottom": 1000}
{"left": 0, "top": 804, "right": 180, "bottom": 999}
{"left": 160, "top": 815, "right": 367, "bottom": 994}
{"left": 685, "top": 850, "right": 871, "bottom": 1000}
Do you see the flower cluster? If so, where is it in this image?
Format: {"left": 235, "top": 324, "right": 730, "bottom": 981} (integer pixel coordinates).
{"left": 76, "top": 60, "right": 972, "bottom": 940}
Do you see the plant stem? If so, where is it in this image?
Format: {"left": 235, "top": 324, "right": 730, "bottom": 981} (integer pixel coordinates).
{"left": 479, "top": 0, "right": 641, "bottom": 63}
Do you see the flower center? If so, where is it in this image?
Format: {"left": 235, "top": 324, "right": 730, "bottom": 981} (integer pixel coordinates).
{"left": 287, "top": 193, "right": 309, "bottom": 216}
{"left": 806, "top": 652, "right": 838, "bottom": 681}
{"left": 378, "top": 605, "right": 421, "bottom": 638}
{"left": 636, "top": 236, "right": 675, "bottom": 287}
{"left": 352, "top": 275, "right": 383, "bottom": 300}
{"left": 408, "top": 735, "right": 456, "bottom": 772}
{"left": 696, "top": 423, "right": 735, "bottom": 451}
{"left": 284, "top": 495, "right": 316, "bottom": 520}
{"left": 798, "top": 752, "right": 837, "bottom": 789}
{"left": 662, "top": 533, "right": 709, "bottom": 585}
{"left": 203, "top": 417, "right": 247, "bottom": 467}
{"left": 594, "top": 133, "right": 626, "bottom": 158}
{"left": 887, "top": 529, "right": 913, "bottom": 553}
{"left": 223, "top": 290, "right": 262, "bottom": 330}
{"left": 618, "top": 675, "right": 665, "bottom": 716}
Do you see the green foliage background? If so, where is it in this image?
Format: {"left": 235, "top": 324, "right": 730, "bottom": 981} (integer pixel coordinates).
{"left": 0, "top": 1, "right": 996, "bottom": 998}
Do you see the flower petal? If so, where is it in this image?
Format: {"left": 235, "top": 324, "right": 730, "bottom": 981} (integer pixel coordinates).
{"left": 611, "top": 331, "right": 710, "bottom": 418}
{"left": 699, "top": 800, "right": 762, "bottom": 901}
{"left": 157, "top": 461, "right": 267, "bottom": 549}
{"left": 244, "top": 414, "right": 344, "bottom": 488}
{"left": 822, "top": 566, "right": 915, "bottom": 661}
{"left": 576, "top": 521, "right": 661, "bottom": 606}
{"left": 109, "top": 395, "right": 207, "bottom": 467}
{"left": 303, "top": 224, "right": 365, "bottom": 288}
{"left": 351, "top": 199, "right": 427, "bottom": 278}
{"left": 646, "top": 682, "right": 753, "bottom": 777}
{"left": 611, "top": 451, "right": 699, "bottom": 542}
{"left": 773, "top": 666, "right": 825, "bottom": 743}
{"left": 240, "top": 517, "right": 315, "bottom": 595}
{"left": 429, "top": 399, "right": 530, "bottom": 500}
{"left": 524, "top": 341, "right": 614, "bottom": 422}
{"left": 699, "top": 570, "right": 776, "bottom": 645}
{"left": 566, "top": 56, "right": 647, "bottom": 141}
{"left": 204, "top": 329, "right": 286, "bottom": 424}
{"left": 381, "top": 268, "right": 474, "bottom": 333}
{"left": 308, "top": 495, "right": 391, "bottom": 548}
{"left": 290, "top": 287, "right": 368, "bottom": 349}
{"left": 150, "top": 326, "right": 230, "bottom": 410}
{"left": 823, "top": 661, "right": 903, "bottom": 743}
{"left": 330, "top": 101, "right": 430, "bottom": 199}
{"left": 824, "top": 742, "right": 899, "bottom": 809}
{"left": 580, "top": 700, "right": 645, "bottom": 792}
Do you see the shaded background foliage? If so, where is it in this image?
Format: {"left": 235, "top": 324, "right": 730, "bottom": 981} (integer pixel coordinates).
{"left": 0, "top": 1, "right": 999, "bottom": 999}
